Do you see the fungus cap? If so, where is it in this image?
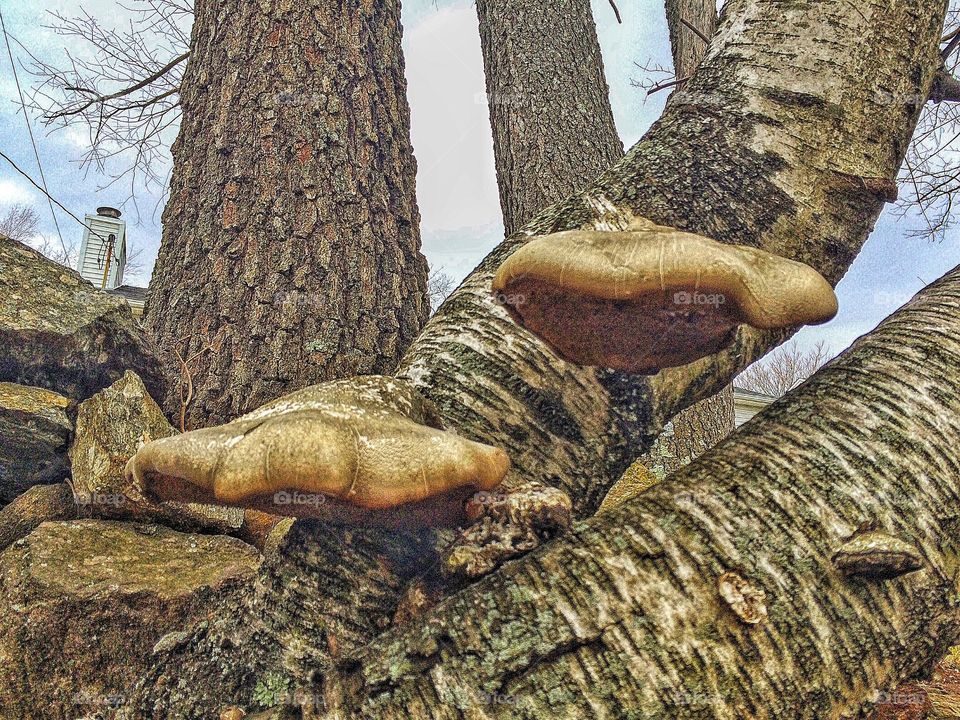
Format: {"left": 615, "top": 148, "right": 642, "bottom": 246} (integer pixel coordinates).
{"left": 491, "top": 219, "right": 838, "bottom": 373}
{"left": 124, "top": 377, "right": 510, "bottom": 528}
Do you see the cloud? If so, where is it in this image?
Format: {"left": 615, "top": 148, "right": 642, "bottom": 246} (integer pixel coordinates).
{"left": 0, "top": 179, "right": 37, "bottom": 205}
{"left": 403, "top": 5, "right": 501, "bottom": 233}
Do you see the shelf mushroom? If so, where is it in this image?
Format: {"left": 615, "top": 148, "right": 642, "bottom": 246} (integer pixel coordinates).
{"left": 491, "top": 219, "right": 838, "bottom": 373}
{"left": 124, "top": 377, "right": 510, "bottom": 529}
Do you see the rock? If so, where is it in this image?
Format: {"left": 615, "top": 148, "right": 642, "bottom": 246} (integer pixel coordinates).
{"left": 0, "top": 382, "right": 72, "bottom": 505}
{"left": 0, "top": 483, "right": 76, "bottom": 552}
{"left": 0, "top": 519, "right": 261, "bottom": 720}
{"left": 0, "top": 235, "right": 166, "bottom": 402}
{"left": 70, "top": 371, "right": 247, "bottom": 537}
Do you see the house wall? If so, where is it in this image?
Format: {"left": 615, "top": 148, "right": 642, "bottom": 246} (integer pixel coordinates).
{"left": 733, "top": 392, "right": 776, "bottom": 427}
{"left": 77, "top": 215, "right": 126, "bottom": 289}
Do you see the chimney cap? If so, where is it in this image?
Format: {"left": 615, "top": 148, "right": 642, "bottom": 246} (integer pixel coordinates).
{"left": 96, "top": 206, "right": 122, "bottom": 219}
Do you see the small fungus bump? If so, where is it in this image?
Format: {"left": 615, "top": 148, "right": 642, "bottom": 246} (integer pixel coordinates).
{"left": 717, "top": 571, "right": 768, "bottom": 625}
{"left": 832, "top": 529, "right": 923, "bottom": 579}
{"left": 491, "top": 218, "right": 838, "bottom": 373}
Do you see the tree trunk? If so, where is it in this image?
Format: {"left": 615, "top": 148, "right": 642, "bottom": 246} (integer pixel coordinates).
{"left": 129, "top": 0, "right": 946, "bottom": 713}
{"left": 665, "top": 0, "right": 717, "bottom": 80}
{"left": 640, "top": 383, "right": 735, "bottom": 479}
{"left": 144, "top": 0, "right": 429, "bottom": 428}
{"left": 328, "top": 260, "right": 960, "bottom": 720}
{"left": 475, "top": 0, "right": 623, "bottom": 237}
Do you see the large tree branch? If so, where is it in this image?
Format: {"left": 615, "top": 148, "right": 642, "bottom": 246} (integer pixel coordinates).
{"left": 330, "top": 259, "right": 960, "bottom": 718}
{"left": 930, "top": 68, "right": 960, "bottom": 102}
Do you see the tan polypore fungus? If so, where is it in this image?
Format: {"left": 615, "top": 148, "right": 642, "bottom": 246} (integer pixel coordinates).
{"left": 124, "top": 376, "right": 510, "bottom": 528}
{"left": 491, "top": 218, "right": 838, "bottom": 373}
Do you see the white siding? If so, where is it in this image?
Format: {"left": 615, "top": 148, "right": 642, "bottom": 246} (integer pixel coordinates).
{"left": 735, "top": 405, "right": 761, "bottom": 427}
{"left": 77, "top": 215, "right": 126, "bottom": 289}
{"left": 733, "top": 390, "right": 777, "bottom": 427}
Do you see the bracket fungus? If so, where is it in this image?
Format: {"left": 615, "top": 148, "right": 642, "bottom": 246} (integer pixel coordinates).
{"left": 491, "top": 218, "right": 838, "bottom": 373}
{"left": 124, "top": 376, "right": 510, "bottom": 528}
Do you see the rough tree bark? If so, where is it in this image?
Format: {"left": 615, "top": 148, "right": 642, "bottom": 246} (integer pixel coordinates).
{"left": 128, "top": 0, "right": 946, "bottom": 714}
{"left": 144, "top": 0, "right": 429, "bottom": 428}
{"left": 640, "top": 385, "right": 735, "bottom": 478}
{"left": 665, "top": 0, "right": 718, "bottom": 80}
{"left": 327, "top": 258, "right": 960, "bottom": 720}
{"left": 474, "top": 0, "right": 623, "bottom": 237}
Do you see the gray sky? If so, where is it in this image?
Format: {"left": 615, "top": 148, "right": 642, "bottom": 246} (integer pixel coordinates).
{"left": 1, "top": 0, "right": 959, "bottom": 363}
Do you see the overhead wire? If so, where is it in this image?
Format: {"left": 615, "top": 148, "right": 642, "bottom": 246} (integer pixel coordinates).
{"left": 0, "top": 7, "right": 70, "bottom": 259}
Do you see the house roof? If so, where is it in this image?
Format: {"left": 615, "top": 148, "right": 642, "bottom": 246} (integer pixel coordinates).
{"left": 732, "top": 386, "right": 778, "bottom": 402}
{"left": 106, "top": 284, "right": 147, "bottom": 303}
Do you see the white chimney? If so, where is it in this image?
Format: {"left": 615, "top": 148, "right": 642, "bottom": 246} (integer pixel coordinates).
{"left": 76, "top": 206, "right": 127, "bottom": 290}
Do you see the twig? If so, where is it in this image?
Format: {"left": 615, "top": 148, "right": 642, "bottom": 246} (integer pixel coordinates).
{"left": 608, "top": 0, "right": 622, "bottom": 24}
{"left": 647, "top": 75, "right": 690, "bottom": 96}
{"left": 173, "top": 335, "right": 212, "bottom": 432}
{"left": 679, "top": 18, "right": 710, "bottom": 45}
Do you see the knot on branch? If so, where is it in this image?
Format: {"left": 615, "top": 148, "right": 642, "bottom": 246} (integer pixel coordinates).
{"left": 717, "top": 571, "right": 768, "bottom": 625}
{"left": 443, "top": 482, "right": 573, "bottom": 580}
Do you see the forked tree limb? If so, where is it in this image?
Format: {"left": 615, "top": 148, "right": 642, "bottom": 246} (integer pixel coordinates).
{"left": 398, "top": 0, "right": 948, "bottom": 513}
{"left": 328, "top": 260, "right": 960, "bottom": 719}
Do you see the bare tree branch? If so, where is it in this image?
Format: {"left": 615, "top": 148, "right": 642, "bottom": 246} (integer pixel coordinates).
{"left": 679, "top": 17, "right": 710, "bottom": 45}
{"left": 45, "top": 50, "right": 188, "bottom": 121}
{"left": 0, "top": 204, "right": 40, "bottom": 241}
{"left": 427, "top": 266, "right": 456, "bottom": 316}
{"left": 736, "top": 340, "right": 832, "bottom": 397}
{"left": 607, "top": 0, "right": 622, "bottom": 24}
{"left": 21, "top": 1, "right": 192, "bottom": 212}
